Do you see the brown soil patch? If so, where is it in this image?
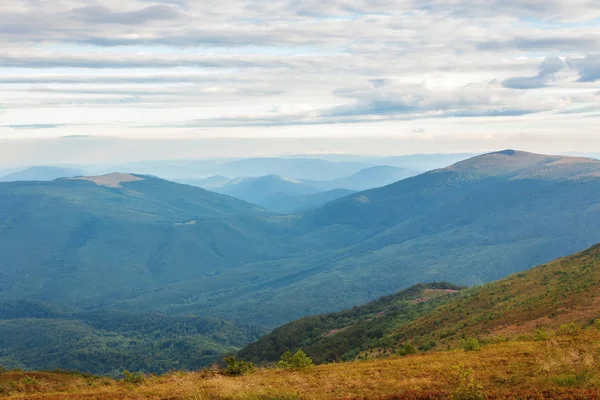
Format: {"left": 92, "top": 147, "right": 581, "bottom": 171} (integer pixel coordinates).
{"left": 72, "top": 173, "right": 144, "bottom": 188}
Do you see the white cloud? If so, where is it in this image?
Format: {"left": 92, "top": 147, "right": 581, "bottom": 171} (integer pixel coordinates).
{"left": 0, "top": 0, "right": 599, "bottom": 151}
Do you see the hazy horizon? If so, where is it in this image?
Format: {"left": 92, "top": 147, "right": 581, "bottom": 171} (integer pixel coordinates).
{"left": 1, "top": 135, "right": 600, "bottom": 168}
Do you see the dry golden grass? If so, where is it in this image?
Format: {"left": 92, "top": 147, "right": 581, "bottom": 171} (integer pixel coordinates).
{"left": 4, "top": 329, "right": 600, "bottom": 400}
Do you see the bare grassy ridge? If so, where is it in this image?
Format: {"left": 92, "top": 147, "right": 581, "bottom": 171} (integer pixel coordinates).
{"left": 391, "top": 244, "right": 600, "bottom": 350}
{"left": 3, "top": 329, "right": 600, "bottom": 399}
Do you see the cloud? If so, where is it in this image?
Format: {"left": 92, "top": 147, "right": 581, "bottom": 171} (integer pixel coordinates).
{"left": 327, "top": 79, "right": 563, "bottom": 118}
{"left": 0, "top": 0, "right": 599, "bottom": 137}
{"left": 572, "top": 54, "right": 600, "bottom": 82}
{"left": 71, "top": 5, "right": 183, "bottom": 25}
{"left": 503, "top": 56, "right": 566, "bottom": 89}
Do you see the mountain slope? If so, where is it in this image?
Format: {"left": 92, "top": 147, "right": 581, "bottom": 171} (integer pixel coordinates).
{"left": 304, "top": 165, "right": 418, "bottom": 191}
{"left": 238, "top": 282, "right": 463, "bottom": 364}
{"left": 391, "top": 242, "right": 600, "bottom": 348}
{"left": 0, "top": 166, "right": 85, "bottom": 182}
{"left": 0, "top": 174, "right": 290, "bottom": 306}
{"left": 259, "top": 188, "right": 357, "bottom": 213}
{"left": 239, "top": 243, "right": 600, "bottom": 364}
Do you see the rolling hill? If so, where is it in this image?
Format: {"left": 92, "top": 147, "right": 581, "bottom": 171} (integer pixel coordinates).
{"left": 238, "top": 242, "right": 600, "bottom": 365}
{"left": 0, "top": 173, "right": 291, "bottom": 307}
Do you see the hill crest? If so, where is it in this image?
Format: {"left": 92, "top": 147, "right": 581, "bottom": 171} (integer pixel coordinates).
{"left": 71, "top": 173, "right": 145, "bottom": 188}
{"left": 444, "top": 149, "right": 600, "bottom": 180}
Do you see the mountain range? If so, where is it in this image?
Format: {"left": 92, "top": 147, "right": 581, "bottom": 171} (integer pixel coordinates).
{"left": 178, "top": 165, "right": 417, "bottom": 213}
{"left": 2, "top": 150, "right": 600, "bottom": 373}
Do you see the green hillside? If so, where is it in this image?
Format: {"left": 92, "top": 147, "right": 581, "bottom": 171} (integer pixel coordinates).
{"left": 239, "top": 242, "right": 600, "bottom": 364}
{"left": 0, "top": 301, "right": 264, "bottom": 376}
{"left": 0, "top": 174, "right": 291, "bottom": 306}
{"left": 238, "top": 282, "right": 463, "bottom": 364}
{"left": 391, "top": 242, "right": 600, "bottom": 349}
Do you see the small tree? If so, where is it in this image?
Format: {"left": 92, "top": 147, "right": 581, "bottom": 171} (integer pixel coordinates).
{"left": 451, "top": 365, "right": 485, "bottom": 400}
{"left": 122, "top": 370, "right": 145, "bottom": 385}
{"left": 460, "top": 338, "right": 481, "bottom": 352}
{"left": 278, "top": 350, "right": 313, "bottom": 370}
{"left": 397, "top": 343, "right": 417, "bottom": 356}
{"left": 222, "top": 356, "right": 255, "bottom": 376}
{"left": 533, "top": 327, "right": 550, "bottom": 341}
{"left": 558, "top": 322, "right": 580, "bottom": 336}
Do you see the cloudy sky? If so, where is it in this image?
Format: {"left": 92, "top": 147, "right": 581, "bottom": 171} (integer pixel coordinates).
{"left": 0, "top": 0, "right": 599, "bottom": 163}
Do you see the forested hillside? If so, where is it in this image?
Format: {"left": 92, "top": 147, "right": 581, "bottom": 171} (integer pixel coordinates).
{"left": 0, "top": 301, "right": 263, "bottom": 375}
{"left": 238, "top": 282, "right": 463, "bottom": 364}
{"left": 239, "top": 242, "right": 600, "bottom": 365}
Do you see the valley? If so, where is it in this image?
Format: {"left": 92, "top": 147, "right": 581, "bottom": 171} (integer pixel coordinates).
{"left": 2, "top": 150, "right": 600, "bottom": 378}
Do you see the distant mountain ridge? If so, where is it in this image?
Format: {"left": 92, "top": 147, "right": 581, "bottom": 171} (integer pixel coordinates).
{"left": 303, "top": 165, "right": 418, "bottom": 191}
{"left": 215, "top": 174, "right": 320, "bottom": 205}
{"left": 0, "top": 166, "right": 86, "bottom": 182}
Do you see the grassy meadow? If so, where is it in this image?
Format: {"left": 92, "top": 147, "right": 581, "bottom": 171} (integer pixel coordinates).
{"left": 4, "top": 327, "right": 600, "bottom": 399}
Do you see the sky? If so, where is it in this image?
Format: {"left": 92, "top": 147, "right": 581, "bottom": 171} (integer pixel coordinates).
{"left": 0, "top": 0, "right": 599, "bottom": 164}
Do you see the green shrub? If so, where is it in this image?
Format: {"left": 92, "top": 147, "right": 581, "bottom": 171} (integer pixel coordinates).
{"left": 533, "top": 327, "right": 550, "bottom": 341}
{"left": 122, "top": 370, "right": 145, "bottom": 385}
{"left": 223, "top": 356, "right": 255, "bottom": 376}
{"left": 460, "top": 338, "right": 481, "bottom": 352}
{"left": 552, "top": 372, "right": 591, "bottom": 388}
{"left": 22, "top": 376, "right": 40, "bottom": 386}
{"left": 419, "top": 340, "right": 437, "bottom": 352}
{"left": 397, "top": 343, "right": 417, "bottom": 356}
{"left": 277, "top": 350, "right": 313, "bottom": 370}
{"left": 451, "top": 365, "right": 485, "bottom": 400}
{"left": 593, "top": 319, "right": 600, "bottom": 331}
{"left": 558, "top": 322, "right": 580, "bottom": 336}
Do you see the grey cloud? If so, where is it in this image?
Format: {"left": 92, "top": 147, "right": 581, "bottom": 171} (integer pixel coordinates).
{"left": 2, "top": 124, "right": 67, "bottom": 130}
{"left": 503, "top": 56, "right": 566, "bottom": 89}
{"left": 478, "top": 36, "right": 600, "bottom": 52}
{"left": 71, "top": 5, "right": 183, "bottom": 24}
{"left": 574, "top": 54, "right": 600, "bottom": 82}
{"left": 0, "top": 53, "right": 267, "bottom": 69}
{"left": 326, "top": 80, "right": 558, "bottom": 118}
{"left": 158, "top": 79, "right": 566, "bottom": 128}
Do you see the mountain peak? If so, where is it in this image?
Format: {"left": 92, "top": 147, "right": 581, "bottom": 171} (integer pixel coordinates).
{"left": 444, "top": 150, "right": 600, "bottom": 179}
{"left": 71, "top": 172, "right": 145, "bottom": 188}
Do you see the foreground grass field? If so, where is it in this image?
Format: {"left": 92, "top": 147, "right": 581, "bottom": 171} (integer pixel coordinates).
{"left": 3, "top": 328, "right": 600, "bottom": 399}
